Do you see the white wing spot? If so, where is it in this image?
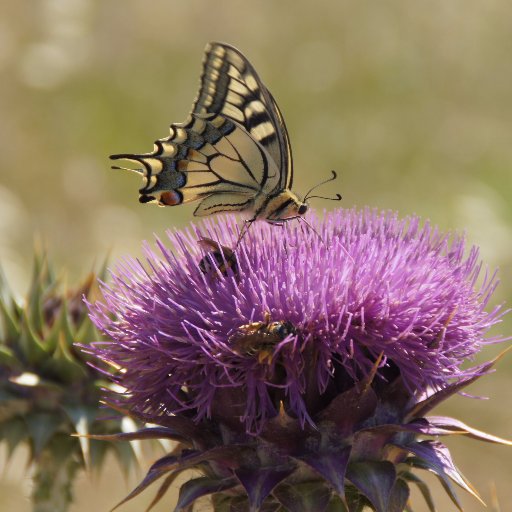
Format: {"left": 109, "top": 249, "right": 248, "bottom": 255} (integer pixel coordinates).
{"left": 245, "top": 75, "right": 258, "bottom": 93}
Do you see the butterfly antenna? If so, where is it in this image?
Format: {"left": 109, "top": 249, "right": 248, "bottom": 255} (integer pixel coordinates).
{"left": 111, "top": 165, "right": 143, "bottom": 174}
{"left": 306, "top": 193, "right": 342, "bottom": 202}
{"left": 303, "top": 170, "right": 342, "bottom": 202}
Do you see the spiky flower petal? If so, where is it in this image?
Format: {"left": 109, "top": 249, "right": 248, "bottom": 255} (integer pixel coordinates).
{"left": 86, "top": 209, "right": 510, "bottom": 512}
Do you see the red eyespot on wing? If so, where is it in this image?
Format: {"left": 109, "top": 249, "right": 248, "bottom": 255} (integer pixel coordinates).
{"left": 159, "top": 191, "right": 183, "bottom": 206}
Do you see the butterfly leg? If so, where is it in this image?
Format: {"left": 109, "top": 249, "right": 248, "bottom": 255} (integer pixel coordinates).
{"left": 235, "top": 216, "right": 257, "bottom": 249}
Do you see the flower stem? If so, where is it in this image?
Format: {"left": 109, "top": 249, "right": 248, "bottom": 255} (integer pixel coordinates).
{"left": 31, "top": 434, "right": 80, "bottom": 512}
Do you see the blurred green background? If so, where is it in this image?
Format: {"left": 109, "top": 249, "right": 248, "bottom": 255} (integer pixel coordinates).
{"left": 1, "top": 0, "right": 511, "bottom": 511}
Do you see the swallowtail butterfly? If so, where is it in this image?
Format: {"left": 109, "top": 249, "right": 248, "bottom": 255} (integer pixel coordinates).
{"left": 111, "top": 42, "right": 340, "bottom": 224}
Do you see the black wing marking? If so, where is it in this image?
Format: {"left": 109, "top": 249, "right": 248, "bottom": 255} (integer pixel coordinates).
{"left": 192, "top": 42, "right": 293, "bottom": 190}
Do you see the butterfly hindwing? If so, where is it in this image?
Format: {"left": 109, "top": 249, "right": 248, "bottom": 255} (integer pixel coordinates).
{"left": 110, "top": 113, "right": 281, "bottom": 215}
{"left": 193, "top": 42, "right": 293, "bottom": 190}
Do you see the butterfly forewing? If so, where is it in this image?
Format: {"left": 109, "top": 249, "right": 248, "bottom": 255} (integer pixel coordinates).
{"left": 193, "top": 42, "right": 293, "bottom": 190}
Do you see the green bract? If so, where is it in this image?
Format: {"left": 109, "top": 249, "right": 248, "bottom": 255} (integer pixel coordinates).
{"left": 0, "top": 251, "right": 140, "bottom": 512}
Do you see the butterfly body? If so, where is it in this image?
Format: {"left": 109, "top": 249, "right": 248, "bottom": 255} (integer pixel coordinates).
{"left": 111, "top": 42, "right": 317, "bottom": 224}
{"left": 254, "top": 189, "right": 308, "bottom": 224}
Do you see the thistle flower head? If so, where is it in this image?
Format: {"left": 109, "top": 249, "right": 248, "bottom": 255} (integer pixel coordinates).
{"left": 89, "top": 209, "right": 501, "bottom": 430}
{"left": 87, "top": 209, "right": 510, "bottom": 512}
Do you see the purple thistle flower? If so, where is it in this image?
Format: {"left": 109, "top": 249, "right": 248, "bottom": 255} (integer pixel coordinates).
{"left": 86, "top": 208, "right": 510, "bottom": 512}
{"left": 88, "top": 208, "right": 502, "bottom": 431}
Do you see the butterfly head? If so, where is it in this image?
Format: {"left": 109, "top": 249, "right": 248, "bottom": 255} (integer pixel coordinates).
{"left": 264, "top": 170, "right": 341, "bottom": 223}
{"left": 301, "top": 170, "right": 342, "bottom": 210}
{"left": 298, "top": 203, "right": 308, "bottom": 216}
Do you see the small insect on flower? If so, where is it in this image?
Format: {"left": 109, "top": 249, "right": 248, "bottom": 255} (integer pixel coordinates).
{"left": 197, "top": 238, "right": 238, "bottom": 278}
{"left": 229, "top": 311, "right": 296, "bottom": 364}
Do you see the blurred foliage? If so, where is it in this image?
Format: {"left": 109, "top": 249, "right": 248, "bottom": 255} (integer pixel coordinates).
{"left": 0, "top": 250, "right": 141, "bottom": 511}
{"left": 0, "top": 0, "right": 510, "bottom": 511}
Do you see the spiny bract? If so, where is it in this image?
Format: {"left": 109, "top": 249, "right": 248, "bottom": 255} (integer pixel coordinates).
{"left": 0, "top": 252, "right": 140, "bottom": 512}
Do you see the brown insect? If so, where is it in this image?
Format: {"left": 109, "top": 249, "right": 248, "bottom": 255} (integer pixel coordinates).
{"left": 197, "top": 238, "right": 238, "bottom": 278}
{"left": 229, "top": 312, "right": 296, "bottom": 364}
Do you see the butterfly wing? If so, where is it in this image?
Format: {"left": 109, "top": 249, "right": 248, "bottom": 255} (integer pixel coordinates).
{"left": 192, "top": 42, "right": 293, "bottom": 191}
{"left": 110, "top": 113, "right": 281, "bottom": 216}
